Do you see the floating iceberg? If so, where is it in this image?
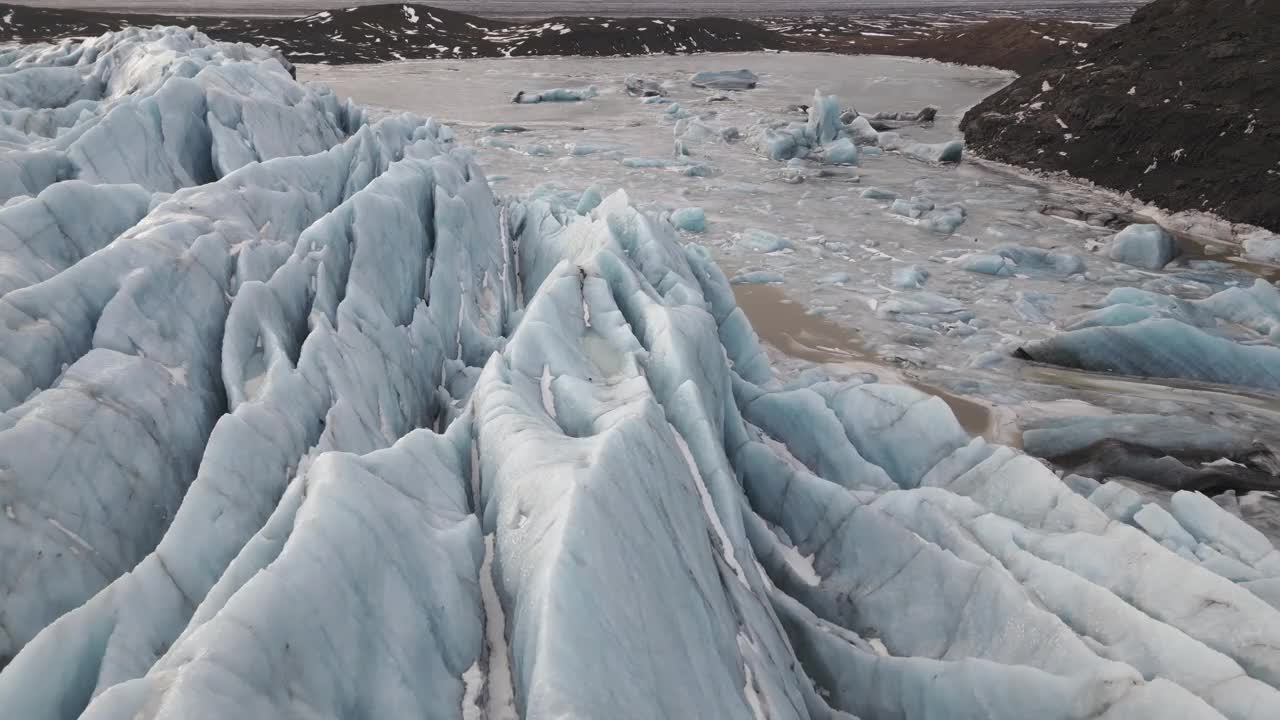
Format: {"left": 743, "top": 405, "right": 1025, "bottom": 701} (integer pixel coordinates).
{"left": 958, "top": 244, "right": 1087, "bottom": 277}
{"left": 738, "top": 228, "right": 792, "bottom": 252}
{"left": 1108, "top": 223, "right": 1181, "bottom": 270}
{"left": 924, "top": 204, "right": 967, "bottom": 234}
{"left": 690, "top": 69, "right": 758, "bottom": 90}
{"left": 890, "top": 196, "right": 935, "bottom": 219}
{"left": 731, "top": 269, "right": 786, "bottom": 284}
{"left": 807, "top": 90, "right": 842, "bottom": 145}
{"left": 1018, "top": 318, "right": 1280, "bottom": 390}
{"left": 1018, "top": 277, "right": 1280, "bottom": 390}
{"left": 860, "top": 186, "right": 898, "bottom": 201}
{"left": 902, "top": 140, "right": 964, "bottom": 164}
{"left": 846, "top": 115, "right": 881, "bottom": 145}
{"left": 670, "top": 206, "right": 707, "bottom": 232}
{"left": 2, "top": 28, "right": 1279, "bottom": 720}
{"left": 892, "top": 264, "right": 930, "bottom": 289}
{"left": 624, "top": 74, "right": 664, "bottom": 97}
{"left": 512, "top": 86, "right": 598, "bottom": 103}
{"left": 821, "top": 136, "right": 858, "bottom": 165}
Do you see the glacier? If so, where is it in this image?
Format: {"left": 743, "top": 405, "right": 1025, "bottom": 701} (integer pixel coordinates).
{"left": 0, "top": 27, "right": 1279, "bottom": 720}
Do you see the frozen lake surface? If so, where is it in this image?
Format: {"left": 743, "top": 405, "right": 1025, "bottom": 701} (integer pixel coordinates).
{"left": 307, "top": 52, "right": 1280, "bottom": 535}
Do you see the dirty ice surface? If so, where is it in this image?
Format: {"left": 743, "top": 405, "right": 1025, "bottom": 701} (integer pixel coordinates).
{"left": 306, "top": 52, "right": 1280, "bottom": 527}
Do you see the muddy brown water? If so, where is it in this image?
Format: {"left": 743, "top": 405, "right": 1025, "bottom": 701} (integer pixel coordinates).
{"left": 732, "top": 282, "right": 997, "bottom": 440}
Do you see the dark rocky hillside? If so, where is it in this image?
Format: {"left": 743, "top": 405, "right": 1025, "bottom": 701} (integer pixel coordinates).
{"left": 1, "top": 2, "right": 1124, "bottom": 72}
{"left": 0, "top": 2, "right": 782, "bottom": 62}
{"left": 962, "top": 0, "right": 1280, "bottom": 232}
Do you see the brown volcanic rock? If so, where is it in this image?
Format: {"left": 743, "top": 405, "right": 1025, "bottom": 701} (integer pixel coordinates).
{"left": 961, "top": 0, "right": 1280, "bottom": 232}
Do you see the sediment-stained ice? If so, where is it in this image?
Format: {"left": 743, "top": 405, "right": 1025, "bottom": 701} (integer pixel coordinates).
{"left": 2, "top": 28, "right": 1279, "bottom": 720}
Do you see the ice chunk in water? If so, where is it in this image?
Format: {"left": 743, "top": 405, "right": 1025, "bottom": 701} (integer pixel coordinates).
{"left": 861, "top": 186, "right": 898, "bottom": 201}
{"left": 958, "top": 253, "right": 1016, "bottom": 276}
{"left": 624, "top": 74, "right": 664, "bottom": 97}
{"left": 807, "top": 90, "right": 842, "bottom": 145}
{"left": 847, "top": 115, "right": 881, "bottom": 145}
{"left": 1108, "top": 223, "right": 1180, "bottom": 270}
{"left": 1198, "top": 279, "right": 1280, "bottom": 339}
{"left": 890, "top": 197, "right": 935, "bottom": 219}
{"left": 671, "top": 206, "right": 706, "bottom": 233}
{"left": 513, "top": 86, "right": 598, "bottom": 103}
{"left": 756, "top": 125, "right": 805, "bottom": 161}
{"left": 567, "top": 142, "right": 624, "bottom": 156}
{"left": 739, "top": 228, "right": 792, "bottom": 253}
{"left": 901, "top": 140, "right": 964, "bottom": 163}
{"left": 690, "top": 69, "right": 758, "bottom": 90}
{"left": 959, "top": 244, "right": 1086, "bottom": 277}
{"left": 822, "top": 137, "right": 859, "bottom": 165}
{"left": 732, "top": 269, "right": 786, "bottom": 284}
{"left": 892, "top": 265, "right": 930, "bottom": 289}
{"left": 1017, "top": 318, "right": 1280, "bottom": 390}
{"left": 924, "top": 205, "right": 967, "bottom": 234}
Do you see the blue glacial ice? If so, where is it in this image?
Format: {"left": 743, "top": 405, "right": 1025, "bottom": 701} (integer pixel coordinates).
{"left": 513, "top": 86, "right": 598, "bottom": 103}
{"left": 690, "top": 69, "right": 758, "bottom": 90}
{"left": 670, "top": 206, "right": 706, "bottom": 232}
{"left": 923, "top": 204, "right": 967, "bottom": 234}
{"left": 738, "top": 228, "right": 793, "bottom": 253}
{"left": 891, "top": 264, "right": 930, "bottom": 289}
{"left": 890, "top": 196, "right": 935, "bottom": 219}
{"left": 1, "top": 28, "right": 1279, "bottom": 720}
{"left": 901, "top": 140, "right": 964, "bottom": 163}
{"left": 957, "top": 243, "right": 1087, "bottom": 277}
{"left": 1018, "top": 277, "right": 1280, "bottom": 390}
{"left": 807, "top": 90, "right": 842, "bottom": 145}
{"left": 860, "top": 186, "right": 898, "bottom": 200}
{"left": 751, "top": 89, "right": 861, "bottom": 165}
{"left": 731, "top": 269, "right": 787, "bottom": 284}
{"left": 1107, "top": 223, "right": 1181, "bottom": 270}
{"left": 821, "top": 137, "right": 858, "bottom": 165}
{"left": 1020, "top": 318, "right": 1280, "bottom": 390}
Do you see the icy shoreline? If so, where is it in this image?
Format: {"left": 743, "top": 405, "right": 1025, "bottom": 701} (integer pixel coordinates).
{"left": 1, "top": 27, "right": 1279, "bottom": 720}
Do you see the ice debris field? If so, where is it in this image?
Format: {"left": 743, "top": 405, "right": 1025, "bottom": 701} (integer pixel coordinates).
{"left": 1, "top": 25, "right": 1280, "bottom": 720}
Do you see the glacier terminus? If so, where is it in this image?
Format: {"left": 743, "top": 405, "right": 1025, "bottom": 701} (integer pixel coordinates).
{"left": 0, "top": 23, "right": 1278, "bottom": 720}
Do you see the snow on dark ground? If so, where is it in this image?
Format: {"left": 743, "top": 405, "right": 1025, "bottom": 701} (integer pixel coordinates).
{"left": 1, "top": 2, "right": 1133, "bottom": 70}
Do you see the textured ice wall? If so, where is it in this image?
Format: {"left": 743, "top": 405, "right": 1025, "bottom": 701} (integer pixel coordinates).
{"left": 1, "top": 28, "right": 1279, "bottom": 720}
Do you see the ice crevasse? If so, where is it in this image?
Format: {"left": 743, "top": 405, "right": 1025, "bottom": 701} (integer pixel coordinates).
{"left": 0, "top": 27, "right": 1279, "bottom": 720}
